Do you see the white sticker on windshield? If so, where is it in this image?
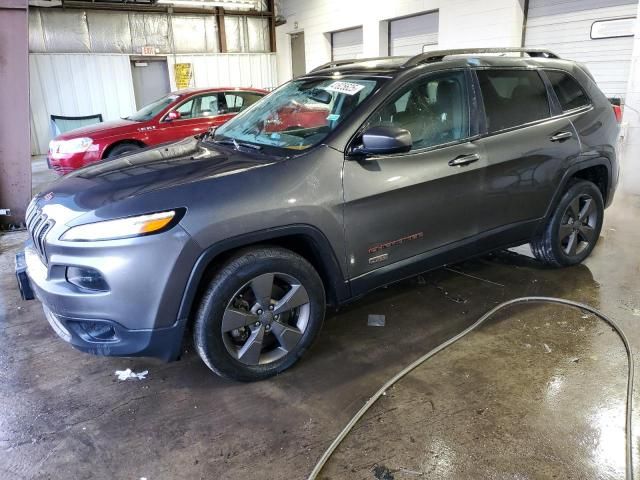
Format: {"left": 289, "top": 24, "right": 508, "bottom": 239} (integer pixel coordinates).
{"left": 325, "top": 81, "right": 366, "bottom": 96}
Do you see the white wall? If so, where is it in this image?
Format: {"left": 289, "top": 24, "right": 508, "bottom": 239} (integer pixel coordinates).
{"left": 29, "top": 52, "right": 278, "bottom": 155}
{"left": 620, "top": 2, "right": 640, "bottom": 194}
{"left": 275, "top": 0, "right": 525, "bottom": 84}
{"left": 438, "top": 0, "right": 524, "bottom": 49}
{"left": 166, "top": 53, "right": 278, "bottom": 91}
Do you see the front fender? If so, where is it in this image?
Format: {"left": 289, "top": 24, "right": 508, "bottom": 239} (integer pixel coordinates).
{"left": 174, "top": 223, "right": 350, "bottom": 330}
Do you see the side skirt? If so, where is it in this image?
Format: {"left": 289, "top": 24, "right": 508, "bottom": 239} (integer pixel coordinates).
{"left": 348, "top": 219, "right": 540, "bottom": 298}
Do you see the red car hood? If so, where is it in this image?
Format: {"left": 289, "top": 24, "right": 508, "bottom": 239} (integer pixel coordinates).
{"left": 54, "top": 118, "right": 142, "bottom": 141}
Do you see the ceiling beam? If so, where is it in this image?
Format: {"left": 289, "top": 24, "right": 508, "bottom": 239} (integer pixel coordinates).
{"left": 55, "top": 0, "right": 273, "bottom": 16}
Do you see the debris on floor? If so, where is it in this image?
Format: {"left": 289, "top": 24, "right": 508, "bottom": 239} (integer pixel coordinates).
{"left": 372, "top": 464, "right": 395, "bottom": 480}
{"left": 368, "top": 314, "right": 386, "bottom": 327}
{"left": 444, "top": 266, "right": 505, "bottom": 287}
{"left": 434, "top": 284, "right": 468, "bottom": 304}
{"left": 115, "top": 368, "right": 149, "bottom": 381}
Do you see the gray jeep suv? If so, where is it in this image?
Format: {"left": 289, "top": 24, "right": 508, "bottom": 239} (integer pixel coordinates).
{"left": 17, "top": 48, "right": 619, "bottom": 381}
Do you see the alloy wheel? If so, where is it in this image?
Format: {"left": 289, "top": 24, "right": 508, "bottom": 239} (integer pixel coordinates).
{"left": 221, "top": 272, "right": 310, "bottom": 366}
{"left": 558, "top": 193, "right": 598, "bottom": 257}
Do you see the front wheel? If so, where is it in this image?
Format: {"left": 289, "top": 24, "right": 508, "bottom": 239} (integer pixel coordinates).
{"left": 107, "top": 142, "right": 141, "bottom": 159}
{"left": 531, "top": 180, "right": 604, "bottom": 267}
{"left": 193, "top": 247, "right": 325, "bottom": 381}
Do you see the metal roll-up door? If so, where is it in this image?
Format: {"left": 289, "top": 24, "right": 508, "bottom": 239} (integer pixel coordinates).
{"left": 331, "top": 27, "right": 363, "bottom": 61}
{"left": 525, "top": 0, "right": 638, "bottom": 99}
{"left": 389, "top": 11, "right": 439, "bottom": 56}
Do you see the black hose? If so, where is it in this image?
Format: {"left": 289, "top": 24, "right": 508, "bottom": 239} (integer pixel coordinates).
{"left": 307, "top": 296, "right": 634, "bottom": 480}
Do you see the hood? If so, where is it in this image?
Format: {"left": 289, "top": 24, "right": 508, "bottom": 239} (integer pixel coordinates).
{"left": 33, "top": 137, "right": 275, "bottom": 223}
{"left": 54, "top": 118, "right": 140, "bottom": 141}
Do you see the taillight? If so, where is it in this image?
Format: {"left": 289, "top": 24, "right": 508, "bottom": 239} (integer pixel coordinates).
{"left": 613, "top": 104, "right": 623, "bottom": 123}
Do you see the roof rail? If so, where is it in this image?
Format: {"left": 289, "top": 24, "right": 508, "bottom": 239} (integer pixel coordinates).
{"left": 309, "top": 57, "right": 392, "bottom": 73}
{"left": 403, "top": 48, "right": 560, "bottom": 68}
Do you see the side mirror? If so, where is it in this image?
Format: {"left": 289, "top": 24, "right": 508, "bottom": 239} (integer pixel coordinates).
{"left": 166, "top": 111, "right": 181, "bottom": 121}
{"left": 352, "top": 126, "right": 412, "bottom": 157}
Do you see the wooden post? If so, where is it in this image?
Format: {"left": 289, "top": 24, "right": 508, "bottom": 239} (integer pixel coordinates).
{"left": 267, "top": 0, "right": 276, "bottom": 53}
{"left": 217, "top": 7, "right": 227, "bottom": 53}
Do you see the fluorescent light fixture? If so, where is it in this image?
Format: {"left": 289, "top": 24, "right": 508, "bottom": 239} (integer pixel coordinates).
{"left": 156, "top": 0, "right": 255, "bottom": 7}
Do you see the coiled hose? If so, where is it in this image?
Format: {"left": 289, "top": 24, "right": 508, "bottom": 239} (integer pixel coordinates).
{"left": 307, "top": 296, "right": 634, "bottom": 480}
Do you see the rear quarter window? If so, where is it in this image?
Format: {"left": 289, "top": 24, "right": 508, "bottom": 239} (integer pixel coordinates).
{"left": 545, "top": 70, "right": 591, "bottom": 112}
{"left": 476, "top": 69, "right": 551, "bottom": 134}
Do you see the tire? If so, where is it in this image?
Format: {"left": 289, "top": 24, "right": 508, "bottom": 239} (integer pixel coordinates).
{"left": 106, "top": 143, "right": 141, "bottom": 159}
{"left": 193, "top": 247, "right": 326, "bottom": 382}
{"left": 531, "top": 180, "right": 604, "bottom": 267}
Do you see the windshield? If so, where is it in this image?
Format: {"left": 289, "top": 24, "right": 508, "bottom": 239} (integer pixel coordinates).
{"left": 127, "top": 95, "right": 179, "bottom": 122}
{"left": 213, "top": 77, "right": 381, "bottom": 152}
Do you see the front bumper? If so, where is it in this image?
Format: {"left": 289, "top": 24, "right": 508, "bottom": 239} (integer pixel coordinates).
{"left": 38, "top": 303, "right": 185, "bottom": 360}
{"left": 18, "top": 224, "right": 200, "bottom": 361}
{"left": 48, "top": 150, "right": 101, "bottom": 175}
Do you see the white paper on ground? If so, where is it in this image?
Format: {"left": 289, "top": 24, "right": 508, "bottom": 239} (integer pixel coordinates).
{"left": 115, "top": 368, "right": 149, "bottom": 381}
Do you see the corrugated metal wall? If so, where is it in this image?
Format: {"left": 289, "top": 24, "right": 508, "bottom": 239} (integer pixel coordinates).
{"left": 29, "top": 54, "right": 136, "bottom": 155}
{"left": 525, "top": 0, "right": 638, "bottom": 99}
{"left": 29, "top": 53, "right": 278, "bottom": 155}
{"left": 29, "top": 7, "right": 271, "bottom": 54}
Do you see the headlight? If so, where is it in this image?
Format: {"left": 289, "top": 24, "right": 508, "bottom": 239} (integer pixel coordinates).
{"left": 61, "top": 210, "right": 180, "bottom": 242}
{"left": 52, "top": 137, "right": 93, "bottom": 155}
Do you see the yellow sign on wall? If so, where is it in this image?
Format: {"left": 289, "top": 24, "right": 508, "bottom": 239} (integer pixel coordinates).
{"left": 174, "top": 63, "right": 193, "bottom": 89}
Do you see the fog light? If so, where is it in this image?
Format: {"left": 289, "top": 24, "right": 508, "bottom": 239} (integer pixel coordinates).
{"left": 66, "top": 266, "right": 109, "bottom": 291}
{"left": 67, "top": 320, "right": 117, "bottom": 342}
{"left": 80, "top": 321, "right": 117, "bottom": 341}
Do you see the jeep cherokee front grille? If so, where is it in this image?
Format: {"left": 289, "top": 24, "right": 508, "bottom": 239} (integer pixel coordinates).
{"left": 25, "top": 202, "right": 54, "bottom": 264}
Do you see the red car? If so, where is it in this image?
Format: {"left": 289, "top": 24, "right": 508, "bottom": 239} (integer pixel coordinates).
{"left": 48, "top": 87, "right": 267, "bottom": 174}
{"left": 264, "top": 101, "right": 329, "bottom": 132}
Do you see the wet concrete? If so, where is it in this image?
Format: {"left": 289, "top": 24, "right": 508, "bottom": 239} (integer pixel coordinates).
{"left": 1, "top": 195, "right": 639, "bottom": 479}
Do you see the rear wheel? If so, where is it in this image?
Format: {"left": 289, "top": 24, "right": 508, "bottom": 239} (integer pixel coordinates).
{"left": 106, "top": 142, "right": 141, "bottom": 159}
{"left": 531, "top": 180, "right": 604, "bottom": 267}
{"left": 193, "top": 247, "right": 325, "bottom": 381}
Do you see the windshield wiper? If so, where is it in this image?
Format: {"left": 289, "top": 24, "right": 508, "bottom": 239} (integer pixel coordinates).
{"left": 214, "top": 138, "right": 262, "bottom": 151}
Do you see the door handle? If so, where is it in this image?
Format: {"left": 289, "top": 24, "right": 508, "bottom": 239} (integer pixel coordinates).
{"left": 448, "top": 153, "right": 479, "bottom": 167}
{"left": 550, "top": 131, "right": 573, "bottom": 142}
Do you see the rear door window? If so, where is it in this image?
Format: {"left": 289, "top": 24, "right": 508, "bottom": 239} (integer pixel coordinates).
{"left": 224, "top": 93, "right": 245, "bottom": 113}
{"left": 196, "top": 94, "right": 219, "bottom": 117}
{"left": 476, "top": 69, "right": 550, "bottom": 133}
{"left": 545, "top": 70, "right": 590, "bottom": 112}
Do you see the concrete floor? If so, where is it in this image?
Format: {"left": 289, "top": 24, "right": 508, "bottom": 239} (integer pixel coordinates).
{"left": 1, "top": 189, "right": 639, "bottom": 479}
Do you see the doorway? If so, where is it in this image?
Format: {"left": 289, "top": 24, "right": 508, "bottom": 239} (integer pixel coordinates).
{"left": 290, "top": 32, "right": 306, "bottom": 78}
{"left": 130, "top": 58, "right": 171, "bottom": 110}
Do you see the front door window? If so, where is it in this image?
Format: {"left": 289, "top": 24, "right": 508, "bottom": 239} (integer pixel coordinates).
{"left": 366, "top": 70, "right": 470, "bottom": 151}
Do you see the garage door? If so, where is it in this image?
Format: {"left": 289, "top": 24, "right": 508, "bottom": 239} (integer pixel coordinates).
{"left": 525, "top": 0, "right": 638, "bottom": 99}
{"left": 332, "top": 27, "right": 363, "bottom": 61}
{"left": 389, "top": 11, "right": 439, "bottom": 56}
